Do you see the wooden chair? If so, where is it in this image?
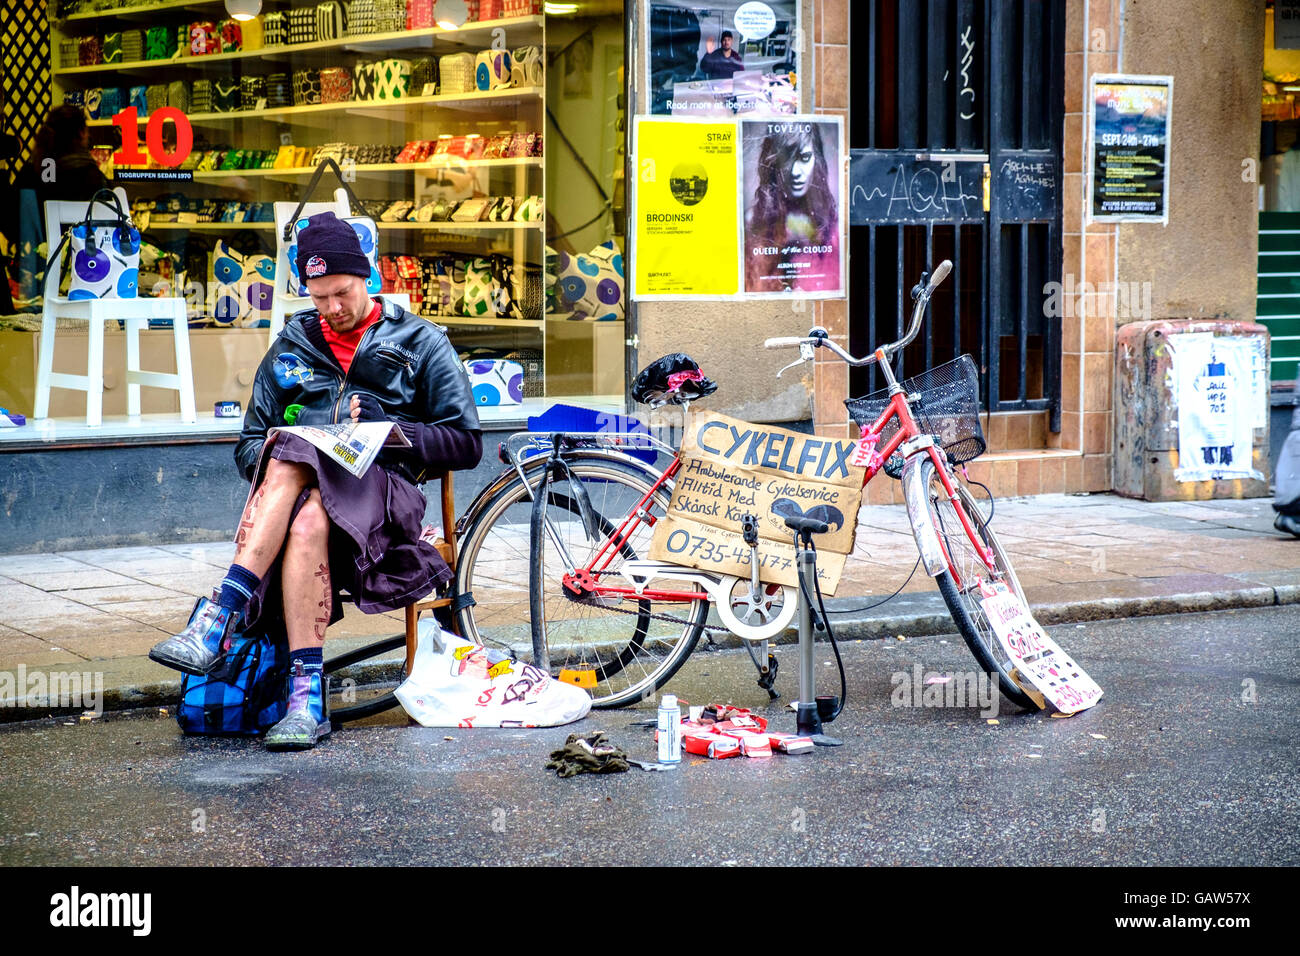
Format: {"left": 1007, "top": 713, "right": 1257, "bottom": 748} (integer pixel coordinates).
{"left": 325, "top": 469, "right": 459, "bottom": 726}
{"left": 34, "top": 188, "right": 196, "bottom": 427}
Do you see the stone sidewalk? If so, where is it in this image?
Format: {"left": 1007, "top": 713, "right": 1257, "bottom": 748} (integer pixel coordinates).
{"left": 0, "top": 492, "right": 1296, "bottom": 717}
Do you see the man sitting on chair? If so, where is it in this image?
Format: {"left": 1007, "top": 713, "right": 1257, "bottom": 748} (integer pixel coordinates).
{"left": 149, "top": 212, "right": 482, "bottom": 750}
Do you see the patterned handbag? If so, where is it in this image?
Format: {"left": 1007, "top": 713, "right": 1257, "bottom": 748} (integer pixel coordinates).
{"left": 281, "top": 158, "right": 382, "bottom": 297}
{"left": 241, "top": 16, "right": 264, "bottom": 49}
{"left": 347, "top": 0, "right": 378, "bottom": 34}
{"left": 407, "top": 0, "right": 434, "bottom": 29}
{"left": 210, "top": 240, "right": 275, "bottom": 327}
{"left": 374, "top": 58, "right": 411, "bottom": 100}
{"left": 45, "top": 189, "right": 142, "bottom": 300}
{"left": 100, "top": 87, "right": 124, "bottom": 118}
{"left": 410, "top": 56, "right": 438, "bottom": 96}
{"left": 213, "top": 78, "right": 241, "bottom": 112}
{"left": 438, "top": 53, "right": 475, "bottom": 94}
{"left": 102, "top": 32, "right": 122, "bottom": 64}
{"left": 145, "top": 25, "right": 176, "bottom": 60}
{"left": 512, "top": 44, "right": 543, "bottom": 86}
{"left": 293, "top": 69, "right": 322, "bottom": 106}
{"left": 288, "top": 7, "right": 316, "bottom": 44}
{"left": 190, "top": 79, "right": 212, "bottom": 112}
{"left": 146, "top": 84, "right": 168, "bottom": 116}
{"left": 263, "top": 11, "right": 287, "bottom": 45}
{"left": 78, "top": 35, "right": 102, "bottom": 66}
{"left": 218, "top": 19, "right": 242, "bottom": 53}
{"left": 166, "top": 80, "right": 189, "bottom": 113}
{"left": 176, "top": 630, "right": 288, "bottom": 736}
{"left": 475, "top": 49, "right": 513, "bottom": 90}
{"left": 241, "top": 75, "right": 266, "bottom": 110}
{"left": 266, "top": 73, "right": 293, "bottom": 107}
{"left": 128, "top": 85, "right": 149, "bottom": 114}
{"left": 315, "top": 1, "right": 347, "bottom": 40}
{"left": 353, "top": 61, "right": 378, "bottom": 100}
{"left": 60, "top": 38, "right": 79, "bottom": 69}
{"left": 375, "top": 0, "right": 406, "bottom": 32}
{"left": 120, "top": 29, "right": 142, "bottom": 61}
{"left": 320, "top": 67, "right": 353, "bottom": 103}
{"left": 189, "top": 21, "right": 219, "bottom": 55}
{"left": 84, "top": 89, "right": 104, "bottom": 120}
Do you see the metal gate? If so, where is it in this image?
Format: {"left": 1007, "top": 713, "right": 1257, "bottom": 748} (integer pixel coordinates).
{"left": 847, "top": 0, "right": 1064, "bottom": 431}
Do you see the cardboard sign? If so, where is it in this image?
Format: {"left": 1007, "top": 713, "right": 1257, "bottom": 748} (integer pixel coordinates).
{"left": 978, "top": 582, "right": 1104, "bottom": 715}
{"left": 649, "top": 411, "right": 864, "bottom": 592}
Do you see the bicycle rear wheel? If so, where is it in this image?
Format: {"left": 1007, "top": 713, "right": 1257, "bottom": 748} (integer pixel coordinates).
{"left": 921, "top": 459, "right": 1037, "bottom": 711}
{"left": 455, "top": 456, "right": 707, "bottom": 709}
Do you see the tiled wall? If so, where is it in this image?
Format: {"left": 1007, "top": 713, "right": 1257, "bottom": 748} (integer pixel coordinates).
{"left": 812, "top": 0, "right": 850, "bottom": 442}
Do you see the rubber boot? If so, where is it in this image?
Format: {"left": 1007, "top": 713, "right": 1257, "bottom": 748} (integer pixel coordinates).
{"left": 148, "top": 595, "right": 240, "bottom": 677}
{"left": 264, "top": 661, "right": 331, "bottom": 751}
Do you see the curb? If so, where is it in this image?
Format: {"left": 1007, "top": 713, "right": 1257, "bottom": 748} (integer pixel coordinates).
{"left": 2, "top": 582, "right": 1297, "bottom": 723}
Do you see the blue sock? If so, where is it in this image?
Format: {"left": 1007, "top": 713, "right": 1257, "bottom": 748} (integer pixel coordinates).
{"left": 217, "top": 563, "right": 260, "bottom": 612}
{"left": 291, "top": 646, "right": 324, "bottom": 674}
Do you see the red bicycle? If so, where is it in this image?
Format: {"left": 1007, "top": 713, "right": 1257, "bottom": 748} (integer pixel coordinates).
{"left": 452, "top": 260, "right": 1037, "bottom": 711}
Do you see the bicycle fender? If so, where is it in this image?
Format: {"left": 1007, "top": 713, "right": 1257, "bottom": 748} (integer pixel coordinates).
{"left": 901, "top": 457, "right": 949, "bottom": 577}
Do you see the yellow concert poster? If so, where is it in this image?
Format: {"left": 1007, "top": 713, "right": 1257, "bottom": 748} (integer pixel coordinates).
{"left": 631, "top": 117, "right": 740, "bottom": 298}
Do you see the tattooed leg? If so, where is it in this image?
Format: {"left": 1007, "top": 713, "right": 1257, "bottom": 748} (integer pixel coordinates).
{"left": 282, "top": 488, "right": 331, "bottom": 651}
{"left": 234, "top": 458, "right": 315, "bottom": 578}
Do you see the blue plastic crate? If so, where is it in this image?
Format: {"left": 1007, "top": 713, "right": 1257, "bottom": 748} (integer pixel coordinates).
{"left": 525, "top": 403, "right": 658, "bottom": 466}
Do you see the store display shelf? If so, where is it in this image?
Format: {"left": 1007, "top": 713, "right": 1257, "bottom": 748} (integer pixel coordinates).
{"left": 433, "top": 316, "right": 545, "bottom": 329}
{"left": 139, "top": 220, "right": 541, "bottom": 232}
{"left": 86, "top": 88, "right": 541, "bottom": 128}
{"left": 55, "top": 17, "right": 544, "bottom": 75}
{"left": 188, "top": 158, "right": 543, "bottom": 181}
{"left": 62, "top": 0, "right": 224, "bottom": 25}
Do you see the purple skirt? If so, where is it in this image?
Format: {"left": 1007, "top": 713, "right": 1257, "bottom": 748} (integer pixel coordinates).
{"left": 244, "top": 433, "right": 448, "bottom": 632}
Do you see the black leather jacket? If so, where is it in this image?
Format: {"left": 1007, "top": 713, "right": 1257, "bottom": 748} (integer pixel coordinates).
{"left": 235, "top": 297, "right": 482, "bottom": 484}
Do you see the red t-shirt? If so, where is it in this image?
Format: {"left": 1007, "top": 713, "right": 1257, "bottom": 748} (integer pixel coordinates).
{"left": 320, "top": 299, "right": 381, "bottom": 375}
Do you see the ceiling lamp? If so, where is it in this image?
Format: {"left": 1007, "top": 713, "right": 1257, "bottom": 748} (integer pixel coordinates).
{"left": 224, "top": 0, "right": 262, "bottom": 21}
{"left": 436, "top": 0, "right": 469, "bottom": 29}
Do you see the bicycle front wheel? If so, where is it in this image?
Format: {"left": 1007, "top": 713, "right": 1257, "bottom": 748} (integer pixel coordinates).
{"left": 455, "top": 456, "right": 707, "bottom": 708}
{"left": 921, "top": 459, "right": 1038, "bottom": 711}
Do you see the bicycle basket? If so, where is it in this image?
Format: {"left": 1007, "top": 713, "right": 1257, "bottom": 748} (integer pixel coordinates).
{"left": 844, "top": 354, "right": 986, "bottom": 464}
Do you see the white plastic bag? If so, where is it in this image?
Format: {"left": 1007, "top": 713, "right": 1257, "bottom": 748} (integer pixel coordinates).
{"left": 394, "top": 620, "right": 592, "bottom": 728}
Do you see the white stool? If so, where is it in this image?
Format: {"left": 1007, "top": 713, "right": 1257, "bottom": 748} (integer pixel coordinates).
{"left": 34, "top": 189, "right": 196, "bottom": 427}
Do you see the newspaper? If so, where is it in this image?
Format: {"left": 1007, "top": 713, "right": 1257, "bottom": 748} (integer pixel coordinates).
{"left": 267, "top": 421, "right": 411, "bottom": 478}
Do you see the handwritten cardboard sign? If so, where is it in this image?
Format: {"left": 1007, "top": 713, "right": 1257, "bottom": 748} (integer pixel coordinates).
{"left": 649, "top": 411, "right": 865, "bottom": 592}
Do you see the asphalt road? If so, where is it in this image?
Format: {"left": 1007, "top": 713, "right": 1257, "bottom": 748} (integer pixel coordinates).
{"left": 1, "top": 605, "right": 1296, "bottom": 867}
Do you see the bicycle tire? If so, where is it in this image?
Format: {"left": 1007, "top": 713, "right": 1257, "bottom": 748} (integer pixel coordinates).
{"left": 920, "top": 459, "right": 1038, "bottom": 711}
{"left": 324, "top": 634, "right": 406, "bottom": 726}
{"left": 455, "top": 455, "right": 707, "bottom": 709}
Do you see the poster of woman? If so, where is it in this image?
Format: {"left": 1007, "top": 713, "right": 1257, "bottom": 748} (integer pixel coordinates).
{"left": 740, "top": 116, "right": 844, "bottom": 297}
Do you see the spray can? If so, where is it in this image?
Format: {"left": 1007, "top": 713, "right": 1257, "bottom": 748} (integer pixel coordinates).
{"left": 657, "top": 693, "right": 681, "bottom": 763}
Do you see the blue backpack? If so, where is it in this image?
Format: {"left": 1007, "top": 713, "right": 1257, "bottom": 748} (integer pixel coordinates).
{"left": 177, "top": 631, "right": 289, "bottom": 735}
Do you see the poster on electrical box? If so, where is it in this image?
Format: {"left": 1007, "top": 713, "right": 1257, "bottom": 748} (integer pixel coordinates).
{"left": 1171, "top": 333, "right": 1264, "bottom": 483}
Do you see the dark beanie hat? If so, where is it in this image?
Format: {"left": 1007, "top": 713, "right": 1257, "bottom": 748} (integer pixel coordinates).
{"left": 295, "top": 211, "right": 370, "bottom": 282}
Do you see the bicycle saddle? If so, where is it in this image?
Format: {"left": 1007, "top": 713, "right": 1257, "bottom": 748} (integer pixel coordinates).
{"left": 631, "top": 353, "right": 718, "bottom": 408}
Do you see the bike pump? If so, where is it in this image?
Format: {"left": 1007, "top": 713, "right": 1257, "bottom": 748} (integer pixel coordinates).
{"left": 787, "top": 517, "right": 843, "bottom": 748}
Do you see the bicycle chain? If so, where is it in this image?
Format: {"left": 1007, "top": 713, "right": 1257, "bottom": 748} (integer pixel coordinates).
{"left": 574, "top": 593, "right": 735, "bottom": 639}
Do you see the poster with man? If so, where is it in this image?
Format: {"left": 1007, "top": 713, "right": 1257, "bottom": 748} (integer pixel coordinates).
{"left": 646, "top": 0, "right": 799, "bottom": 117}
{"left": 740, "top": 115, "right": 845, "bottom": 297}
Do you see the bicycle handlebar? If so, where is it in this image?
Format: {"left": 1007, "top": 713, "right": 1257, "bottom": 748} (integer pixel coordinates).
{"left": 761, "top": 259, "right": 953, "bottom": 368}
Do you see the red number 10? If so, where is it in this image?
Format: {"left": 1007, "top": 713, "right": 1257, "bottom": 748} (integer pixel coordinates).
{"left": 111, "top": 107, "right": 193, "bottom": 168}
